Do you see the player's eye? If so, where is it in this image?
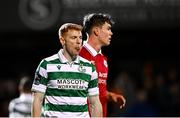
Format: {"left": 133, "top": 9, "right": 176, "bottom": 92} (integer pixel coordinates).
{"left": 79, "top": 36, "right": 82, "bottom": 39}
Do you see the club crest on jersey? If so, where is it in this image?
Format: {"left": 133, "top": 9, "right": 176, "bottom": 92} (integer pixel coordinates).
{"left": 78, "top": 63, "right": 86, "bottom": 72}
{"left": 104, "top": 60, "right": 108, "bottom": 67}
{"left": 56, "top": 65, "right": 61, "bottom": 70}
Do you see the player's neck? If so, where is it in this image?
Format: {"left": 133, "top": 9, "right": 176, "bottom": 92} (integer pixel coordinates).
{"left": 87, "top": 37, "right": 101, "bottom": 53}
{"left": 62, "top": 49, "right": 77, "bottom": 62}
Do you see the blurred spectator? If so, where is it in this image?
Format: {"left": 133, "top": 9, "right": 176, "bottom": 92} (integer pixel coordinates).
{"left": 143, "top": 62, "right": 153, "bottom": 80}
{"left": 124, "top": 87, "right": 157, "bottom": 117}
{"left": 153, "top": 72, "right": 169, "bottom": 116}
{"left": 115, "top": 70, "right": 136, "bottom": 107}
{"left": 8, "top": 76, "right": 33, "bottom": 117}
{"left": 108, "top": 70, "right": 136, "bottom": 116}
{"left": 142, "top": 62, "right": 154, "bottom": 91}
{"left": 165, "top": 66, "right": 180, "bottom": 116}
{"left": 0, "top": 79, "right": 17, "bottom": 116}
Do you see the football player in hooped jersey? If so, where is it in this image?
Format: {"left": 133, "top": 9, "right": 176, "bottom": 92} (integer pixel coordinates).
{"left": 31, "top": 23, "right": 102, "bottom": 117}
{"left": 79, "top": 13, "right": 126, "bottom": 117}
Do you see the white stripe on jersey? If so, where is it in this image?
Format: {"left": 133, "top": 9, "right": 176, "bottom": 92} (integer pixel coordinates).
{"left": 39, "top": 67, "right": 48, "bottom": 78}
{"left": 46, "top": 64, "right": 92, "bottom": 76}
{"left": 45, "top": 96, "right": 87, "bottom": 105}
{"left": 91, "top": 71, "right": 98, "bottom": 80}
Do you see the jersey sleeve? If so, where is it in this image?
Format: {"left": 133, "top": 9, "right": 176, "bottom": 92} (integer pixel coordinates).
{"left": 31, "top": 59, "right": 48, "bottom": 93}
{"left": 88, "top": 64, "right": 99, "bottom": 96}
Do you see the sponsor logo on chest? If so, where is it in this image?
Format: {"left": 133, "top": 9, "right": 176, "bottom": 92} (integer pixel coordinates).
{"left": 56, "top": 79, "right": 88, "bottom": 90}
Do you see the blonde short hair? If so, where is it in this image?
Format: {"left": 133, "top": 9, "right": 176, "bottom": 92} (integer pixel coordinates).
{"left": 58, "top": 23, "right": 82, "bottom": 38}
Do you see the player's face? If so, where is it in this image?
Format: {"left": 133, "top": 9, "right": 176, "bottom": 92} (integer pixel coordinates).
{"left": 63, "top": 29, "right": 82, "bottom": 57}
{"left": 98, "top": 22, "right": 113, "bottom": 46}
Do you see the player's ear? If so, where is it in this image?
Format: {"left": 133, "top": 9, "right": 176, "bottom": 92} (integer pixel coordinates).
{"left": 60, "top": 36, "right": 65, "bottom": 46}
{"left": 93, "top": 27, "right": 99, "bottom": 36}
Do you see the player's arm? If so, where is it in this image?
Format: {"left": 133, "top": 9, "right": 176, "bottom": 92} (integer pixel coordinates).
{"left": 89, "top": 95, "right": 102, "bottom": 117}
{"left": 107, "top": 91, "right": 126, "bottom": 109}
{"left": 32, "top": 91, "right": 44, "bottom": 117}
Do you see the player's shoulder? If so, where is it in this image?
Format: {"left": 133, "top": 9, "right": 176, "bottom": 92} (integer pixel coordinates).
{"left": 80, "top": 46, "right": 94, "bottom": 60}
{"left": 79, "top": 56, "right": 95, "bottom": 70}
{"left": 9, "top": 97, "right": 20, "bottom": 106}
{"left": 100, "top": 53, "right": 108, "bottom": 60}
{"left": 44, "top": 53, "right": 58, "bottom": 62}
{"left": 37, "top": 53, "right": 59, "bottom": 66}
{"left": 80, "top": 45, "right": 91, "bottom": 55}
{"left": 79, "top": 56, "right": 95, "bottom": 66}
{"left": 79, "top": 56, "right": 91, "bottom": 64}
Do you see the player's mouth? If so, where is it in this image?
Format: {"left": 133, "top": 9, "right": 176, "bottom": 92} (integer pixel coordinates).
{"left": 75, "top": 47, "right": 81, "bottom": 51}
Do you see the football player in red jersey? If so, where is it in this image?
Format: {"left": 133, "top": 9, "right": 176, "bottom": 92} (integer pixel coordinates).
{"left": 79, "top": 13, "right": 126, "bottom": 117}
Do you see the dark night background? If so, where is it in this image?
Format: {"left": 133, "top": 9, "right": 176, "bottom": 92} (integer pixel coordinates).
{"left": 0, "top": 0, "right": 180, "bottom": 117}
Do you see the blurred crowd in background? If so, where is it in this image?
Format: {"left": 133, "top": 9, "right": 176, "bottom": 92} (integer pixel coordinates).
{"left": 108, "top": 61, "right": 180, "bottom": 117}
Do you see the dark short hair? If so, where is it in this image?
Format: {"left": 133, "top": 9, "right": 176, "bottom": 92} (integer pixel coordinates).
{"left": 83, "top": 13, "right": 114, "bottom": 34}
{"left": 58, "top": 23, "right": 83, "bottom": 37}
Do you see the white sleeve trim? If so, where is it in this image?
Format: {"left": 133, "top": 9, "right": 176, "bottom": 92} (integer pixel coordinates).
{"left": 31, "top": 84, "right": 46, "bottom": 93}
{"left": 88, "top": 87, "right": 99, "bottom": 96}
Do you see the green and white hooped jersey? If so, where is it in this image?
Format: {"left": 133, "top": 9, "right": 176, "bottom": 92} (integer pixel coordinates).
{"left": 31, "top": 49, "right": 99, "bottom": 118}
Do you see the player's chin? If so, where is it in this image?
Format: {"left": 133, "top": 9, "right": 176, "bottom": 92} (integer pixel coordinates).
{"left": 105, "top": 42, "right": 111, "bottom": 46}
{"left": 107, "top": 40, "right": 111, "bottom": 44}
{"left": 74, "top": 50, "right": 80, "bottom": 55}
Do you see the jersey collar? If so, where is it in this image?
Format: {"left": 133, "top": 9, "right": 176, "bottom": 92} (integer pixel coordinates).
{"left": 58, "top": 49, "right": 79, "bottom": 63}
{"left": 84, "top": 42, "right": 102, "bottom": 57}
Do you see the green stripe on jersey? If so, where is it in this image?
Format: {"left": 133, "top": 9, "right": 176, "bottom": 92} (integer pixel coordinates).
{"left": 46, "top": 88, "right": 87, "bottom": 97}
{"left": 35, "top": 74, "right": 48, "bottom": 85}
{"left": 88, "top": 79, "right": 98, "bottom": 88}
{"left": 44, "top": 103, "right": 88, "bottom": 112}
{"left": 38, "top": 59, "right": 48, "bottom": 70}
{"left": 48, "top": 72, "right": 91, "bottom": 82}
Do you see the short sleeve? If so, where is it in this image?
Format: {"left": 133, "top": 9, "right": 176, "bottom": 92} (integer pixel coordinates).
{"left": 88, "top": 64, "right": 99, "bottom": 96}
{"left": 31, "top": 59, "right": 48, "bottom": 93}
